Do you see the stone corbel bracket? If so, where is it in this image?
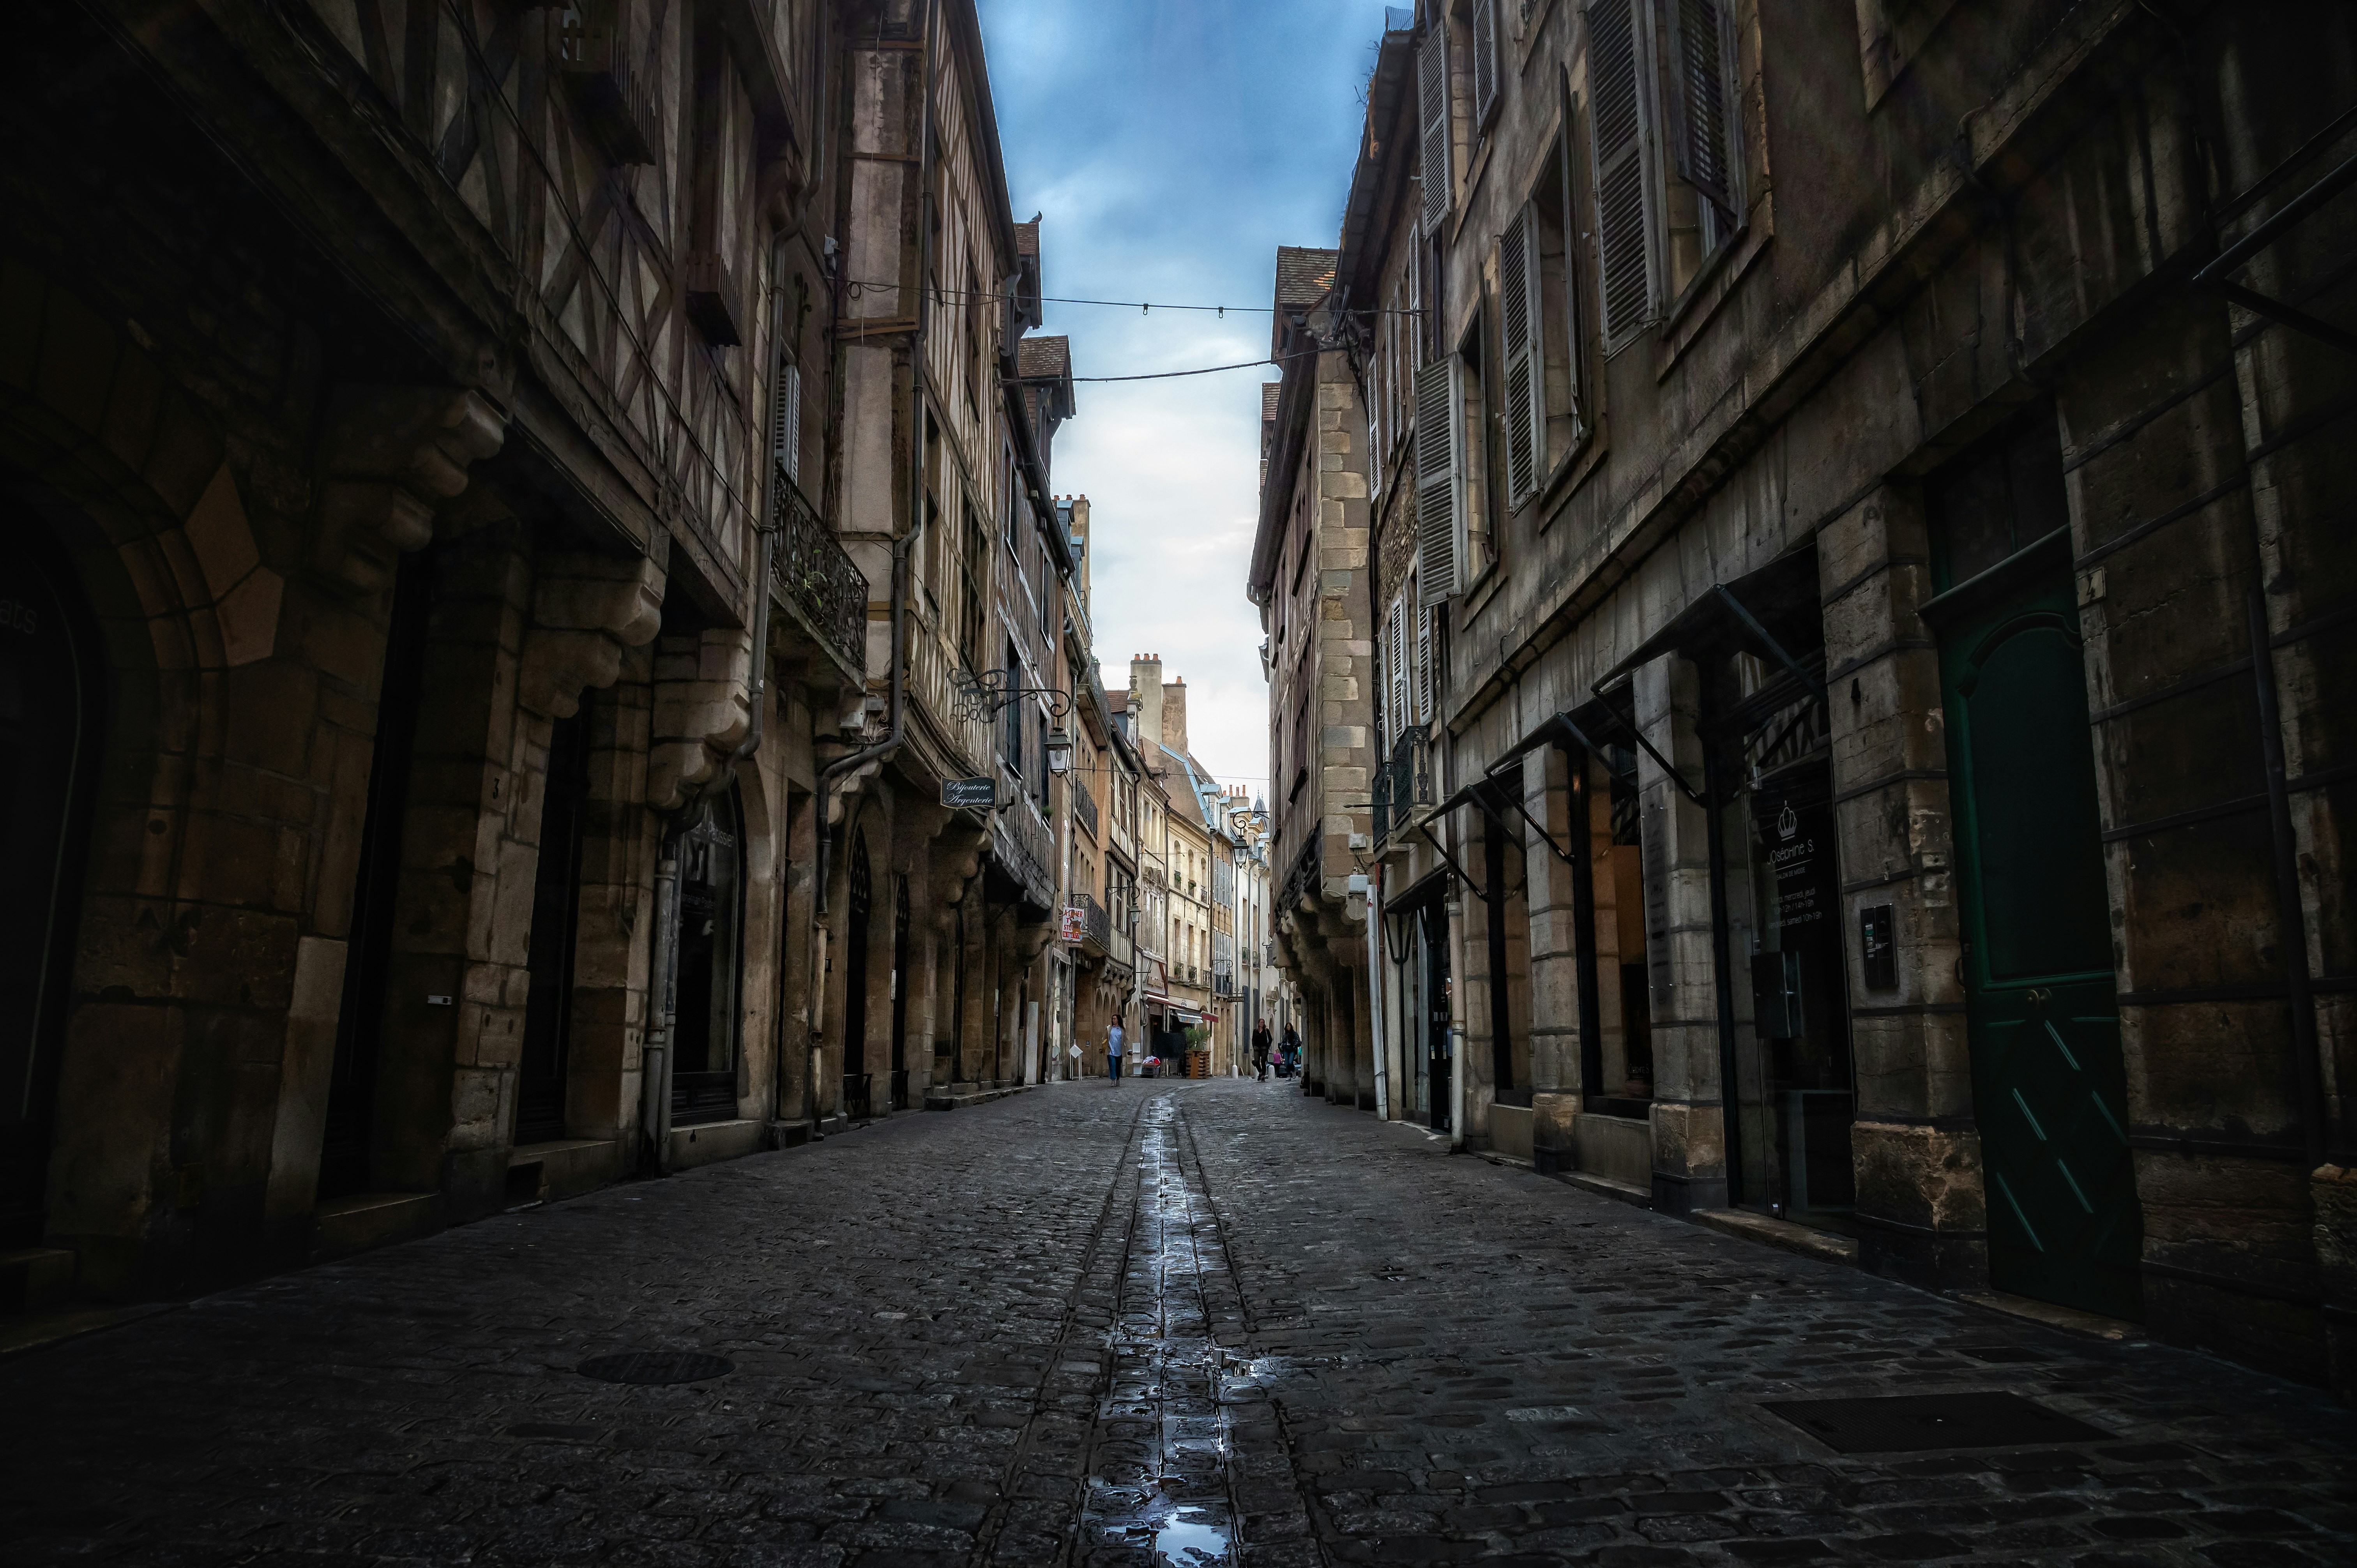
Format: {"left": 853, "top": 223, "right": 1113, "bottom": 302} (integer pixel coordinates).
{"left": 315, "top": 387, "right": 507, "bottom": 595}
{"left": 931, "top": 815, "right": 992, "bottom": 921}
{"left": 648, "top": 627, "right": 754, "bottom": 810}
{"left": 520, "top": 551, "right": 667, "bottom": 719}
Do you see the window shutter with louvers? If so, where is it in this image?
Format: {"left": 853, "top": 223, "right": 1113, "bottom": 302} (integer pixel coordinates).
{"left": 1585, "top": 0, "right": 1657, "bottom": 346}
{"left": 773, "top": 357, "right": 802, "bottom": 485}
{"left": 1387, "top": 597, "right": 1411, "bottom": 750}
{"left": 1414, "top": 360, "right": 1459, "bottom": 606}
{"left": 1415, "top": 605, "right": 1435, "bottom": 726}
{"left": 1500, "top": 206, "right": 1541, "bottom": 506}
{"left": 1671, "top": 0, "right": 1738, "bottom": 242}
{"left": 1418, "top": 25, "right": 1452, "bottom": 232}
{"left": 1473, "top": 0, "right": 1499, "bottom": 126}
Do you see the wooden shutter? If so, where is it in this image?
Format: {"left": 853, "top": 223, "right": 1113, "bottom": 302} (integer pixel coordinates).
{"left": 1500, "top": 205, "right": 1541, "bottom": 506}
{"left": 1414, "top": 360, "right": 1458, "bottom": 606}
{"left": 1671, "top": 0, "right": 1735, "bottom": 224}
{"left": 1586, "top": 0, "right": 1656, "bottom": 343}
{"left": 1376, "top": 596, "right": 1395, "bottom": 750}
{"left": 1472, "top": 0, "right": 1499, "bottom": 126}
{"left": 1417, "top": 24, "right": 1452, "bottom": 233}
{"left": 1415, "top": 605, "right": 1435, "bottom": 725}
{"left": 773, "top": 358, "right": 802, "bottom": 484}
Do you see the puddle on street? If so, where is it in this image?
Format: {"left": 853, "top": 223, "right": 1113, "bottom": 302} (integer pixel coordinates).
{"left": 1078, "top": 1098, "right": 1239, "bottom": 1564}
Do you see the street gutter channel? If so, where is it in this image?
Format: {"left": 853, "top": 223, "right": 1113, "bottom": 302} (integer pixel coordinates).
{"left": 1074, "top": 1096, "right": 1243, "bottom": 1565}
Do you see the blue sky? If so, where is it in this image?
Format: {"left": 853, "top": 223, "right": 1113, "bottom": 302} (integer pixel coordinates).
{"left": 979, "top": 0, "right": 1387, "bottom": 798}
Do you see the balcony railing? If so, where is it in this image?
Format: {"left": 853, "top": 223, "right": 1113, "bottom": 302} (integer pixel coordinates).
{"left": 1074, "top": 775, "right": 1099, "bottom": 837}
{"left": 1079, "top": 891, "right": 1112, "bottom": 952}
{"left": 1212, "top": 964, "right": 1237, "bottom": 998}
{"left": 1371, "top": 725, "right": 1433, "bottom": 846}
{"left": 770, "top": 470, "right": 868, "bottom": 677}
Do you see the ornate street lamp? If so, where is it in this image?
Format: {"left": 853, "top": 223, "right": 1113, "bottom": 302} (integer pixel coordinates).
{"left": 1046, "top": 722, "right": 1073, "bottom": 775}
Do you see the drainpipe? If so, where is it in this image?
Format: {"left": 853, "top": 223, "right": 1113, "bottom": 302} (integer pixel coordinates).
{"left": 805, "top": 0, "right": 934, "bottom": 1125}
{"left": 641, "top": 851, "right": 681, "bottom": 1172}
{"left": 1365, "top": 862, "right": 1390, "bottom": 1119}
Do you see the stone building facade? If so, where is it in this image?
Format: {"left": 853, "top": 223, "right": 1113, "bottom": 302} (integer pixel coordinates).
{"left": 1253, "top": 245, "right": 1379, "bottom": 1110}
{"left": 2, "top": 0, "right": 1082, "bottom": 1311}
{"left": 1273, "top": 0, "right": 2357, "bottom": 1401}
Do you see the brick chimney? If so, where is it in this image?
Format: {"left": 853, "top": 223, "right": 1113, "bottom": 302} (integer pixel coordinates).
{"left": 1163, "top": 674, "right": 1187, "bottom": 757}
{"left": 1131, "top": 654, "right": 1163, "bottom": 751}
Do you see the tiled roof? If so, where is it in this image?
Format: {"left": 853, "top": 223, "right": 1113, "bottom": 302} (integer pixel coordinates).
{"left": 1274, "top": 245, "right": 1338, "bottom": 308}
{"left": 1017, "top": 335, "right": 1071, "bottom": 378}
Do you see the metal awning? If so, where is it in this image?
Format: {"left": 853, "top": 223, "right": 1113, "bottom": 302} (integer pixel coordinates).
{"left": 1592, "top": 547, "right": 1823, "bottom": 693}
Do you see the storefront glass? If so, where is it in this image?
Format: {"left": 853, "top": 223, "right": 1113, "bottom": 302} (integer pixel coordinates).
{"left": 1715, "top": 653, "right": 1855, "bottom": 1229}
{"left": 670, "top": 784, "right": 742, "bottom": 1125}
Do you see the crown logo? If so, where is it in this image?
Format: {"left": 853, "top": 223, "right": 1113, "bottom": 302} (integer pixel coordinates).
{"left": 1777, "top": 802, "right": 1799, "bottom": 841}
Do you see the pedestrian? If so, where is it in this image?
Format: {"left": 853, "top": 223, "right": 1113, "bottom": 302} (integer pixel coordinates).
{"left": 1280, "top": 1022, "right": 1302, "bottom": 1080}
{"left": 1251, "top": 1020, "right": 1272, "bottom": 1082}
{"left": 1107, "top": 1020, "right": 1124, "bottom": 1086}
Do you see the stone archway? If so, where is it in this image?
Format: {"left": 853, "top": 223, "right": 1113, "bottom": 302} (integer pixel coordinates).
{"left": 0, "top": 262, "right": 508, "bottom": 1292}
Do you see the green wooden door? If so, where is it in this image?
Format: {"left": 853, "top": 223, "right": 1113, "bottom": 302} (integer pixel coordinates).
{"left": 1933, "top": 539, "right": 2142, "bottom": 1321}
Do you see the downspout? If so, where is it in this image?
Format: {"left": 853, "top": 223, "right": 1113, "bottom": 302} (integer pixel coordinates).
{"left": 1365, "top": 860, "right": 1390, "bottom": 1119}
{"left": 805, "top": 0, "right": 934, "bottom": 1121}
{"left": 640, "top": 851, "right": 680, "bottom": 1172}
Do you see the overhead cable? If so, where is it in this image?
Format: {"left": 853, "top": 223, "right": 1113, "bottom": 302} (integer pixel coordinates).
{"left": 848, "top": 279, "right": 1424, "bottom": 317}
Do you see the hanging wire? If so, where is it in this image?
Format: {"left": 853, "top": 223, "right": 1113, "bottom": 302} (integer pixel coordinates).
{"left": 1049, "top": 351, "right": 1316, "bottom": 384}
{"left": 847, "top": 278, "right": 1425, "bottom": 317}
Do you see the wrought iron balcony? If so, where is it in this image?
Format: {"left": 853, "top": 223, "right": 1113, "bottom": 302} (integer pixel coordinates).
{"left": 1371, "top": 724, "right": 1433, "bottom": 846}
{"left": 1080, "top": 892, "right": 1111, "bottom": 955}
{"left": 769, "top": 470, "right": 868, "bottom": 677}
{"left": 1073, "top": 775, "right": 1099, "bottom": 836}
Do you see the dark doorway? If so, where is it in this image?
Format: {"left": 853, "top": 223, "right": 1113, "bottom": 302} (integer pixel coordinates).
{"left": 320, "top": 548, "right": 436, "bottom": 1201}
{"left": 669, "top": 784, "right": 743, "bottom": 1126}
{"left": 1482, "top": 807, "right": 1518, "bottom": 1102}
{"left": 1422, "top": 903, "right": 1452, "bottom": 1131}
{"left": 1927, "top": 417, "right": 2141, "bottom": 1321}
{"left": 0, "top": 527, "right": 104, "bottom": 1249}
{"left": 843, "top": 831, "right": 872, "bottom": 1118}
{"left": 889, "top": 878, "right": 910, "bottom": 1109}
{"left": 516, "top": 692, "right": 594, "bottom": 1148}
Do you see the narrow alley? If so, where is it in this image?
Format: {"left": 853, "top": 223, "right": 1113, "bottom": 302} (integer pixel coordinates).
{"left": 5, "top": 1081, "right": 2352, "bottom": 1566}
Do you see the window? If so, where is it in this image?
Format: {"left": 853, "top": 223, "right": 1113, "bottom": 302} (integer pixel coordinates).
{"left": 1501, "top": 129, "right": 1586, "bottom": 510}
{"left": 959, "top": 500, "right": 987, "bottom": 671}
{"left": 1666, "top": 0, "right": 1742, "bottom": 269}
{"left": 1586, "top": 0, "right": 1745, "bottom": 348}
{"left": 1001, "top": 637, "right": 1023, "bottom": 775}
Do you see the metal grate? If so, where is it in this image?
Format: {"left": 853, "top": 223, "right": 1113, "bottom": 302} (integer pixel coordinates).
{"left": 1762, "top": 1391, "right": 2108, "bottom": 1454}
{"left": 577, "top": 1351, "right": 735, "bottom": 1386}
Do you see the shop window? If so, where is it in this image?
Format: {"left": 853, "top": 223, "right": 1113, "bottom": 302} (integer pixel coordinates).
{"left": 670, "top": 783, "right": 743, "bottom": 1125}
{"left": 1712, "top": 643, "right": 1853, "bottom": 1230}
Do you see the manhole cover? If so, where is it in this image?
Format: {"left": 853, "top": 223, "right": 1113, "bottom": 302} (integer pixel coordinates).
{"left": 1762, "top": 1391, "right": 2108, "bottom": 1453}
{"left": 576, "top": 1351, "right": 735, "bottom": 1385}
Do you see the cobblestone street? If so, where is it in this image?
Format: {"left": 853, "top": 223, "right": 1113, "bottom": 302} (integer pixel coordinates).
{"left": 5, "top": 1080, "right": 2354, "bottom": 1567}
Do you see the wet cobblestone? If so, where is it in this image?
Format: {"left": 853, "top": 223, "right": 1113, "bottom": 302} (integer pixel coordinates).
{"left": 3, "top": 1080, "right": 2354, "bottom": 1566}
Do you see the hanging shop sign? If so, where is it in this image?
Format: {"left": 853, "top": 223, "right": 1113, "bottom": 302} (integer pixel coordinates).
{"left": 942, "top": 776, "right": 998, "bottom": 809}
{"left": 1060, "top": 904, "right": 1087, "bottom": 942}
